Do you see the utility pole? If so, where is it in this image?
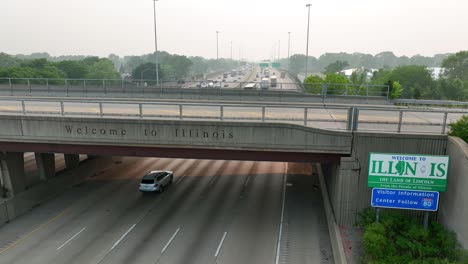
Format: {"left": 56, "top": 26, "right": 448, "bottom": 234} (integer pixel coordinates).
{"left": 153, "top": 0, "right": 159, "bottom": 85}
{"left": 288, "top": 32, "right": 291, "bottom": 71}
{"left": 305, "top": 3, "right": 312, "bottom": 80}
{"left": 216, "top": 31, "right": 219, "bottom": 60}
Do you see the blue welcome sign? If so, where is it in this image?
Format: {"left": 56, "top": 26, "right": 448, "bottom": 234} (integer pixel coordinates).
{"left": 371, "top": 188, "right": 439, "bottom": 211}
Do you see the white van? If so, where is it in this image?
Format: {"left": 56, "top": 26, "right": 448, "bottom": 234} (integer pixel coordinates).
{"left": 139, "top": 170, "right": 173, "bottom": 193}
{"left": 260, "top": 78, "right": 270, "bottom": 90}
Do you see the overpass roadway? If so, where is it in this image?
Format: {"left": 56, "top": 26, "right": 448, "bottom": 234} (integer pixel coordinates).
{"left": 0, "top": 98, "right": 466, "bottom": 135}
{"left": 0, "top": 157, "right": 333, "bottom": 264}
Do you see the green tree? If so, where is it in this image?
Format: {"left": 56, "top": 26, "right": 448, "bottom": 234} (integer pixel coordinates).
{"left": 324, "top": 60, "right": 349, "bottom": 74}
{"left": 449, "top": 115, "right": 468, "bottom": 143}
{"left": 289, "top": 54, "right": 307, "bottom": 74}
{"left": 437, "top": 78, "right": 467, "bottom": 101}
{"left": 132, "top": 62, "right": 164, "bottom": 81}
{"left": 0, "top": 53, "right": 21, "bottom": 68}
{"left": 386, "top": 65, "right": 436, "bottom": 99}
{"left": 325, "top": 73, "right": 350, "bottom": 95}
{"left": 441, "top": 51, "right": 468, "bottom": 81}
{"left": 56, "top": 60, "right": 88, "bottom": 78}
{"left": 85, "top": 59, "right": 120, "bottom": 79}
{"left": 390, "top": 81, "right": 403, "bottom": 99}
{"left": 304, "top": 75, "right": 324, "bottom": 94}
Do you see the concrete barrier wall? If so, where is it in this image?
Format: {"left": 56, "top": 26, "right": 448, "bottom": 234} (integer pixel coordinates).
{"left": 317, "top": 163, "right": 347, "bottom": 264}
{"left": 0, "top": 156, "right": 117, "bottom": 227}
{"left": 439, "top": 137, "right": 468, "bottom": 249}
{"left": 325, "top": 132, "right": 448, "bottom": 225}
{"left": 0, "top": 116, "right": 352, "bottom": 154}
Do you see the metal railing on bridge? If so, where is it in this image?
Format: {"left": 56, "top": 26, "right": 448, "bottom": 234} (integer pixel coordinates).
{"left": 0, "top": 97, "right": 466, "bottom": 135}
{"left": 0, "top": 77, "right": 389, "bottom": 103}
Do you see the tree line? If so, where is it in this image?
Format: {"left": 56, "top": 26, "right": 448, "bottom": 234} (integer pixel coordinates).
{"left": 284, "top": 51, "right": 450, "bottom": 74}
{"left": 302, "top": 51, "right": 467, "bottom": 101}
{"left": 0, "top": 52, "right": 241, "bottom": 81}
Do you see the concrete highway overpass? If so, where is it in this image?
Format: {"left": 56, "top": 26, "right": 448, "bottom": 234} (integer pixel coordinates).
{"left": 0, "top": 112, "right": 467, "bottom": 262}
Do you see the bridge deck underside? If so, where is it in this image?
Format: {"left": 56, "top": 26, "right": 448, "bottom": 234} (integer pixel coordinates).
{"left": 0, "top": 141, "right": 344, "bottom": 163}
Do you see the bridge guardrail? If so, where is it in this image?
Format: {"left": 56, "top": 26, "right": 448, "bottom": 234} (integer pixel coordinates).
{"left": 0, "top": 77, "right": 389, "bottom": 104}
{"left": 1, "top": 98, "right": 466, "bottom": 135}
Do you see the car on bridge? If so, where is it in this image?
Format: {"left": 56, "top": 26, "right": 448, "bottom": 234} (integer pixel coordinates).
{"left": 139, "top": 170, "right": 173, "bottom": 193}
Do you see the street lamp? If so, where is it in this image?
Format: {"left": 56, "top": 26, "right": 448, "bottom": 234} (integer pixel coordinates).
{"left": 305, "top": 3, "right": 311, "bottom": 81}
{"left": 153, "top": 0, "right": 159, "bottom": 86}
{"left": 278, "top": 40, "right": 280, "bottom": 61}
{"left": 216, "top": 31, "right": 220, "bottom": 60}
{"left": 288, "top": 32, "right": 291, "bottom": 71}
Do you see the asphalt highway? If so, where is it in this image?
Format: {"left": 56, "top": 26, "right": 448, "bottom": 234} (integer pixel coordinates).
{"left": 0, "top": 157, "right": 333, "bottom": 264}
{"left": 0, "top": 99, "right": 464, "bottom": 134}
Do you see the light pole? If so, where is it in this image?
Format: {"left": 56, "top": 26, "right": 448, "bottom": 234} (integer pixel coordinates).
{"left": 216, "top": 31, "right": 220, "bottom": 60}
{"left": 153, "top": 0, "right": 159, "bottom": 86}
{"left": 305, "top": 3, "right": 311, "bottom": 81}
{"left": 288, "top": 32, "right": 291, "bottom": 71}
{"left": 278, "top": 40, "right": 280, "bottom": 62}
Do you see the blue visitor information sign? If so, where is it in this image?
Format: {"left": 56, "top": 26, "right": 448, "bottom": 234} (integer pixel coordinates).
{"left": 371, "top": 188, "right": 439, "bottom": 211}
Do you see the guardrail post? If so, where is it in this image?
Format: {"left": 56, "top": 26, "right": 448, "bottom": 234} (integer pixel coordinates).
{"left": 103, "top": 80, "right": 106, "bottom": 95}
{"left": 65, "top": 79, "right": 69, "bottom": 97}
{"left": 352, "top": 108, "right": 359, "bottom": 131}
{"left": 139, "top": 103, "right": 143, "bottom": 118}
{"left": 99, "top": 102, "right": 103, "bottom": 117}
{"left": 304, "top": 108, "right": 308, "bottom": 126}
{"left": 322, "top": 84, "right": 327, "bottom": 103}
{"left": 83, "top": 80, "right": 87, "bottom": 96}
{"left": 46, "top": 79, "right": 49, "bottom": 94}
{"left": 9, "top": 78, "right": 12, "bottom": 96}
{"left": 441, "top": 112, "right": 448, "bottom": 134}
{"left": 397, "top": 111, "right": 403, "bottom": 132}
{"left": 261, "top": 106, "right": 265, "bottom": 122}
{"left": 179, "top": 105, "right": 183, "bottom": 119}
{"left": 220, "top": 105, "right": 224, "bottom": 121}
{"left": 60, "top": 101, "right": 65, "bottom": 116}
{"left": 347, "top": 107, "right": 354, "bottom": 131}
{"left": 28, "top": 79, "right": 31, "bottom": 94}
{"left": 21, "top": 100, "right": 26, "bottom": 115}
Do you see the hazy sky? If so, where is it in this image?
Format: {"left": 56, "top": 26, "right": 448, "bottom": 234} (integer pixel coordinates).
{"left": 1, "top": 0, "right": 467, "bottom": 61}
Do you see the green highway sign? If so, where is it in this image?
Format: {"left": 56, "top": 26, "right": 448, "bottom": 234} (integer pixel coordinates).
{"left": 368, "top": 153, "right": 449, "bottom": 192}
{"left": 271, "top": 62, "right": 280, "bottom": 68}
{"left": 259, "top": 63, "right": 269, "bottom": 67}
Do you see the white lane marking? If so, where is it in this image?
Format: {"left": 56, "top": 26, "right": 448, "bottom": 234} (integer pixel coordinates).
{"left": 244, "top": 175, "right": 251, "bottom": 187}
{"left": 56, "top": 227, "right": 87, "bottom": 251}
{"left": 110, "top": 224, "right": 136, "bottom": 251}
{"left": 161, "top": 227, "right": 181, "bottom": 253}
{"left": 275, "top": 163, "right": 288, "bottom": 264}
{"left": 175, "top": 175, "right": 185, "bottom": 185}
{"left": 208, "top": 176, "right": 217, "bottom": 187}
{"left": 214, "top": 232, "right": 228, "bottom": 257}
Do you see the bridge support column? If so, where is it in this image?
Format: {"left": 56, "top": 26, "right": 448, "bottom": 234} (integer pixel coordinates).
{"left": 35, "top": 153, "right": 55, "bottom": 181}
{"left": 0, "top": 152, "right": 26, "bottom": 196}
{"left": 64, "top": 154, "right": 80, "bottom": 169}
{"left": 322, "top": 157, "right": 361, "bottom": 226}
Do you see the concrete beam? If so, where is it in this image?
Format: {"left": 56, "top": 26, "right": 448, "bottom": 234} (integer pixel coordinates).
{"left": 64, "top": 154, "right": 80, "bottom": 169}
{"left": 0, "top": 152, "right": 26, "bottom": 196}
{"left": 35, "top": 153, "right": 55, "bottom": 181}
